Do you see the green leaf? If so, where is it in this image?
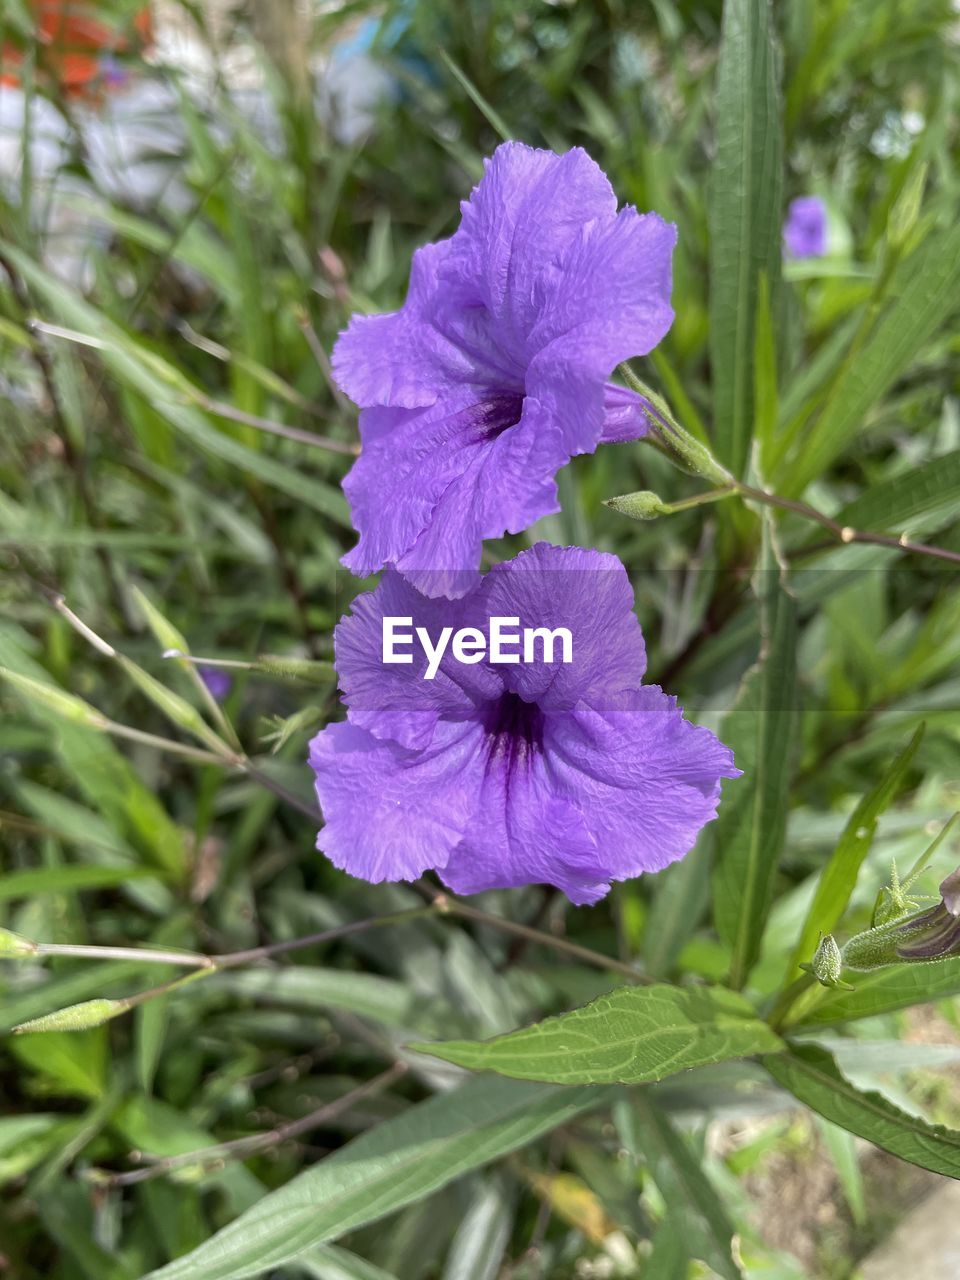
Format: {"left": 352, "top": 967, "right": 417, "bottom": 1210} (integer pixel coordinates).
{"left": 815, "top": 1117, "right": 866, "bottom": 1226}
{"left": 795, "top": 958, "right": 960, "bottom": 1028}
{"left": 301, "top": 1246, "right": 401, "bottom": 1280}
{"left": 784, "top": 223, "right": 960, "bottom": 491}
{"left": 645, "top": 1219, "right": 691, "bottom": 1280}
{"left": 0, "top": 626, "right": 187, "bottom": 881}
{"left": 440, "top": 1176, "right": 512, "bottom": 1280}
{"left": 0, "top": 863, "right": 150, "bottom": 903}
{"left": 830, "top": 450, "right": 960, "bottom": 537}
{"left": 409, "top": 985, "right": 782, "bottom": 1084}
{"left": 786, "top": 726, "right": 924, "bottom": 981}
{"left": 754, "top": 272, "right": 779, "bottom": 472}
{"left": 10, "top": 1029, "right": 108, "bottom": 1099}
{"left": 713, "top": 523, "right": 798, "bottom": 987}
{"left": 764, "top": 1042, "right": 960, "bottom": 1178}
{"left": 631, "top": 1096, "right": 743, "bottom": 1279}
{"left": 142, "top": 1078, "right": 611, "bottom": 1280}
{"left": 220, "top": 967, "right": 426, "bottom": 1031}
{"left": 0, "top": 244, "right": 350, "bottom": 526}
{"left": 708, "top": 0, "right": 783, "bottom": 474}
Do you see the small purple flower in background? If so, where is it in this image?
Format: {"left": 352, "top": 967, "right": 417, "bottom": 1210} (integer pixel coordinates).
{"left": 309, "top": 543, "right": 739, "bottom": 905}
{"left": 332, "top": 142, "right": 677, "bottom": 599}
{"left": 98, "top": 54, "right": 130, "bottom": 90}
{"left": 199, "top": 666, "right": 233, "bottom": 701}
{"left": 783, "top": 196, "right": 828, "bottom": 259}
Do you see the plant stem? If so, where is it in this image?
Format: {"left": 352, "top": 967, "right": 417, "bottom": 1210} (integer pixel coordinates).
{"left": 192, "top": 392, "right": 358, "bottom": 456}
{"left": 20, "top": 897, "right": 651, "bottom": 987}
{"left": 430, "top": 890, "right": 655, "bottom": 985}
{"left": 93, "top": 1063, "right": 407, "bottom": 1186}
{"left": 735, "top": 481, "right": 960, "bottom": 567}
{"left": 34, "top": 942, "right": 213, "bottom": 968}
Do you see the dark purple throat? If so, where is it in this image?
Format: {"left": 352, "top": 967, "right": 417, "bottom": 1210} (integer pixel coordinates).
{"left": 466, "top": 393, "right": 525, "bottom": 444}
{"left": 481, "top": 691, "right": 544, "bottom": 776}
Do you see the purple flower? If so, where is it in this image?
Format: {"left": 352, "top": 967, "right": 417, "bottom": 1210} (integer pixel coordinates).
{"left": 332, "top": 143, "right": 677, "bottom": 598}
{"left": 309, "top": 544, "right": 739, "bottom": 905}
{"left": 783, "top": 196, "right": 828, "bottom": 259}
{"left": 199, "top": 666, "right": 233, "bottom": 701}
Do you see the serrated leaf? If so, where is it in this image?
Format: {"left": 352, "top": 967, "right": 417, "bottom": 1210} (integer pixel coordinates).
{"left": 786, "top": 726, "right": 924, "bottom": 981}
{"left": 410, "top": 984, "right": 782, "bottom": 1084}
{"left": 764, "top": 1042, "right": 960, "bottom": 1178}
{"left": 708, "top": 0, "right": 783, "bottom": 474}
{"left": 142, "top": 1078, "right": 611, "bottom": 1280}
{"left": 713, "top": 524, "right": 798, "bottom": 988}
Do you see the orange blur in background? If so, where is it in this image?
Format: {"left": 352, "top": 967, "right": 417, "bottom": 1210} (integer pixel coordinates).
{"left": 1, "top": 1, "right": 153, "bottom": 98}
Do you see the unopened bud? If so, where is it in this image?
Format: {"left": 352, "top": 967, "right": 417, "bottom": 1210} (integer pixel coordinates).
{"left": 604, "top": 491, "right": 672, "bottom": 521}
{"left": 801, "top": 935, "right": 852, "bottom": 989}
{"left": 0, "top": 926, "right": 38, "bottom": 957}
{"left": 844, "top": 863, "right": 960, "bottom": 970}
{"left": 13, "top": 997, "right": 130, "bottom": 1034}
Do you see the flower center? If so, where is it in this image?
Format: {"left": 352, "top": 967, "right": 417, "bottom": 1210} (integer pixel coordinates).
{"left": 468, "top": 393, "right": 525, "bottom": 444}
{"left": 481, "top": 691, "right": 544, "bottom": 775}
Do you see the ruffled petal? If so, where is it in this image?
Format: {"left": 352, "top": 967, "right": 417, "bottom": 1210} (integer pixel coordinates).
{"left": 440, "top": 748, "right": 611, "bottom": 906}
{"left": 335, "top": 570, "right": 500, "bottom": 749}
{"left": 525, "top": 209, "right": 676, "bottom": 454}
{"left": 544, "top": 689, "right": 741, "bottom": 882}
{"left": 474, "top": 543, "right": 646, "bottom": 711}
{"left": 309, "top": 719, "right": 484, "bottom": 883}
{"left": 342, "top": 393, "right": 566, "bottom": 599}
{"left": 600, "top": 383, "right": 654, "bottom": 444}
{"left": 332, "top": 240, "right": 497, "bottom": 409}
{"left": 442, "top": 142, "right": 618, "bottom": 356}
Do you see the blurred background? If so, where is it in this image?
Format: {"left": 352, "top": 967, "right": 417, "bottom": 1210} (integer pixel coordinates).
{"left": 2, "top": 1, "right": 960, "bottom": 1277}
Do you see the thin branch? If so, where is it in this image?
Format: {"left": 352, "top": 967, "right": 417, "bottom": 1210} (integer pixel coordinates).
{"left": 429, "top": 890, "right": 655, "bottom": 985}
{"left": 296, "top": 307, "right": 352, "bottom": 415}
{"left": 192, "top": 392, "right": 358, "bottom": 456}
{"left": 240, "top": 761, "right": 323, "bottom": 823}
{"left": 101, "top": 720, "right": 228, "bottom": 766}
{"left": 18, "top": 896, "right": 651, "bottom": 988}
{"left": 213, "top": 906, "right": 437, "bottom": 968}
{"left": 94, "top": 1063, "right": 406, "bottom": 1186}
{"left": 736, "top": 481, "right": 960, "bottom": 567}
{"left": 34, "top": 942, "right": 213, "bottom": 968}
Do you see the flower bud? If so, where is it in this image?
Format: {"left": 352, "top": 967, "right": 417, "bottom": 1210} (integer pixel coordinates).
{"left": 801, "top": 934, "right": 849, "bottom": 988}
{"left": 13, "top": 997, "right": 130, "bottom": 1035}
{"left": 0, "top": 927, "right": 38, "bottom": 957}
{"left": 604, "top": 490, "right": 673, "bottom": 521}
{"left": 843, "top": 864, "right": 960, "bottom": 970}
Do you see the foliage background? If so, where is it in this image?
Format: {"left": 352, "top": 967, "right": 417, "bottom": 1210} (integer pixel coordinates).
{"left": 1, "top": 0, "right": 960, "bottom": 1276}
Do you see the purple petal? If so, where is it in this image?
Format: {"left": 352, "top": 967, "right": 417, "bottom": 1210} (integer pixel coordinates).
{"left": 525, "top": 209, "right": 676, "bottom": 455}
{"left": 473, "top": 543, "right": 646, "bottom": 711}
{"left": 441, "top": 749, "right": 611, "bottom": 906}
{"left": 544, "top": 689, "right": 741, "bottom": 881}
{"left": 332, "top": 241, "right": 483, "bottom": 409}
{"left": 342, "top": 393, "right": 566, "bottom": 599}
{"left": 309, "top": 719, "right": 484, "bottom": 882}
{"left": 600, "top": 384, "right": 654, "bottom": 444}
{"left": 334, "top": 570, "right": 499, "bottom": 749}
{"left": 783, "top": 196, "right": 828, "bottom": 260}
{"left": 443, "top": 143, "right": 618, "bottom": 351}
